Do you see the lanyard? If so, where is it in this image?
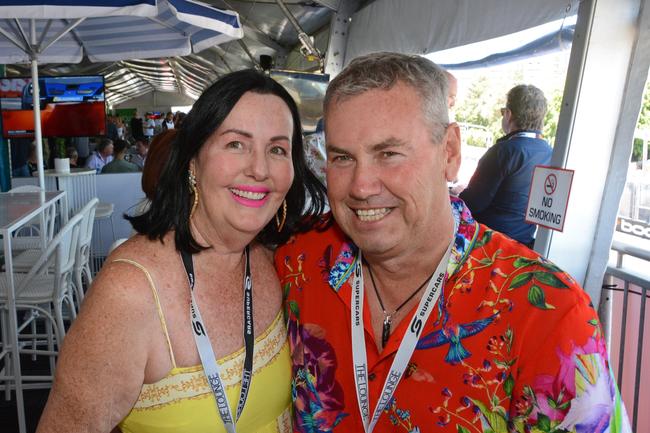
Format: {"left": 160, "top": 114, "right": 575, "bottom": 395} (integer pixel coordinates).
{"left": 510, "top": 131, "right": 540, "bottom": 139}
{"left": 350, "top": 235, "right": 455, "bottom": 433}
{"left": 181, "top": 247, "right": 254, "bottom": 433}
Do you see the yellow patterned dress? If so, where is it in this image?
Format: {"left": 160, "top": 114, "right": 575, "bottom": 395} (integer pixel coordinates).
{"left": 115, "top": 259, "right": 292, "bottom": 433}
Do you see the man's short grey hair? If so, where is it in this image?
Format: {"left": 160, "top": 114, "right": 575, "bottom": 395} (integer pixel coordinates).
{"left": 506, "top": 84, "right": 547, "bottom": 131}
{"left": 97, "top": 137, "right": 113, "bottom": 152}
{"left": 324, "top": 52, "right": 449, "bottom": 143}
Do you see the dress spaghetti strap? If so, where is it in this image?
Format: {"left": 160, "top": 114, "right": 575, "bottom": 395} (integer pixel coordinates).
{"left": 112, "top": 258, "right": 177, "bottom": 368}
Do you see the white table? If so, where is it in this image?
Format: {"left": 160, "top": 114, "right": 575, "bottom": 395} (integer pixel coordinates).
{"left": 0, "top": 190, "right": 66, "bottom": 433}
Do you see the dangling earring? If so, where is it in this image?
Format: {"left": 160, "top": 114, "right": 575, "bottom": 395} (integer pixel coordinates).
{"left": 276, "top": 199, "right": 287, "bottom": 232}
{"left": 188, "top": 170, "right": 199, "bottom": 218}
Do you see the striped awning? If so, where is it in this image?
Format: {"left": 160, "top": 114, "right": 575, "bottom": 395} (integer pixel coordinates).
{"left": 0, "top": 0, "right": 243, "bottom": 64}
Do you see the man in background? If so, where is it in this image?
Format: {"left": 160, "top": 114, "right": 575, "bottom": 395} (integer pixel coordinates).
{"left": 129, "top": 138, "right": 149, "bottom": 170}
{"left": 143, "top": 112, "right": 155, "bottom": 140}
{"left": 85, "top": 137, "right": 113, "bottom": 173}
{"left": 101, "top": 139, "right": 139, "bottom": 174}
{"left": 106, "top": 115, "right": 119, "bottom": 141}
{"left": 459, "top": 84, "right": 552, "bottom": 248}
{"left": 130, "top": 110, "right": 144, "bottom": 141}
{"left": 10, "top": 137, "right": 31, "bottom": 177}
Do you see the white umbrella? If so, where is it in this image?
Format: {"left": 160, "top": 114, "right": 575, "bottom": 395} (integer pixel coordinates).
{"left": 0, "top": 0, "right": 243, "bottom": 189}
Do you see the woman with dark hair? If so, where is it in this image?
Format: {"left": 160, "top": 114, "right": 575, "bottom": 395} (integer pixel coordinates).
{"left": 37, "top": 70, "right": 327, "bottom": 433}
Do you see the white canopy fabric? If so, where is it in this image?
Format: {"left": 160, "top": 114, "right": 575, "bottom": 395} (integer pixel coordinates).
{"left": 0, "top": 0, "right": 243, "bottom": 189}
{"left": 0, "top": 0, "right": 243, "bottom": 64}
{"left": 345, "top": 0, "right": 579, "bottom": 63}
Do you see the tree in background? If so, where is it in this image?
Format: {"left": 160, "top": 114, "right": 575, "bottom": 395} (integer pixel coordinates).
{"left": 453, "top": 60, "right": 567, "bottom": 148}
{"left": 631, "top": 80, "right": 650, "bottom": 162}
{"left": 543, "top": 90, "right": 563, "bottom": 146}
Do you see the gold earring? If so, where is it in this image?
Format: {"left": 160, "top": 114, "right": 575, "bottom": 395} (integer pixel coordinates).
{"left": 276, "top": 199, "right": 287, "bottom": 232}
{"left": 188, "top": 170, "right": 199, "bottom": 218}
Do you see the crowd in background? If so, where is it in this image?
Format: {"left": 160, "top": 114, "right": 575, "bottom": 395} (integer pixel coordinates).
{"left": 9, "top": 109, "right": 186, "bottom": 177}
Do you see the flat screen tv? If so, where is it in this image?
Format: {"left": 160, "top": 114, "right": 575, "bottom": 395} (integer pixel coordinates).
{"left": 0, "top": 75, "right": 106, "bottom": 138}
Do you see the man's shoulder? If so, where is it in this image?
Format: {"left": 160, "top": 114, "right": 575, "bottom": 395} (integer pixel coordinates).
{"left": 85, "top": 153, "right": 99, "bottom": 166}
{"left": 123, "top": 160, "right": 140, "bottom": 172}
{"left": 100, "top": 161, "right": 116, "bottom": 173}
{"left": 501, "top": 135, "right": 551, "bottom": 152}
{"left": 469, "top": 224, "right": 590, "bottom": 312}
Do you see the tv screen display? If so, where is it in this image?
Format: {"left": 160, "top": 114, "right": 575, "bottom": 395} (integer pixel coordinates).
{"left": 0, "top": 75, "right": 106, "bottom": 138}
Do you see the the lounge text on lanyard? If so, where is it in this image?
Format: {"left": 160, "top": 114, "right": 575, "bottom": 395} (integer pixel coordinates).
{"left": 350, "top": 229, "right": 456, "bottom": 433}
{"left": 181, "top": 246, "right": 254, "bottom": 433}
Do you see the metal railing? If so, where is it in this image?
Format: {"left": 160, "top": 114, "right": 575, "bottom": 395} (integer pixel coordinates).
{"left": 600, "top": 238, "right": 650, "bottom": 432}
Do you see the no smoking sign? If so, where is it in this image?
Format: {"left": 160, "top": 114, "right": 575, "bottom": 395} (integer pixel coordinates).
{"left": 526, "top": 166, "right": 574, "bottom": 231}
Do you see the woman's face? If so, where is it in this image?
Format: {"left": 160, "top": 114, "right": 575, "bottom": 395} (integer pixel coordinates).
{"left": 191, "top": 91, "right": 295, "bottom": 244}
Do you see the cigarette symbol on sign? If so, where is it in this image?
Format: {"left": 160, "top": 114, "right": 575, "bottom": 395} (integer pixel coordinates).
{"left": 544, "top": 174, "right": 557, "bottom": 195}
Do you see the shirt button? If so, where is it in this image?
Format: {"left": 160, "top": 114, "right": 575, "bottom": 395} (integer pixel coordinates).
{"left": 368, "top": 372, "right": 376, "bottom": 381}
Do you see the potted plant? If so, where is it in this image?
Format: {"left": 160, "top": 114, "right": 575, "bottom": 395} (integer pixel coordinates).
{"left": 53, "top": 137, "right": 70, "bottom": 173}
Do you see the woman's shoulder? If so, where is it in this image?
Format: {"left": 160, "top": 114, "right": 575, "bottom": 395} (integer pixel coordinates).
{"left": 92, "top": 234, "right": 179, "bottom": 299}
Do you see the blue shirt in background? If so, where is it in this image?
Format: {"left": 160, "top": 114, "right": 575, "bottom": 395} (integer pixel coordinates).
{"left": 460, "top": 130, "right": 552, "bottom": 245}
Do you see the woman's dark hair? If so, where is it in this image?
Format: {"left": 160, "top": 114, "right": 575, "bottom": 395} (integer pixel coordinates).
{"left": 127, "top": 69, "right": 327, "bottom": 253}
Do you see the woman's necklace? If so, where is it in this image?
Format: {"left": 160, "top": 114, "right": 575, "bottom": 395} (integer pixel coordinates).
{"left": 365, "top": 261, "right": 434, "bottom": 348}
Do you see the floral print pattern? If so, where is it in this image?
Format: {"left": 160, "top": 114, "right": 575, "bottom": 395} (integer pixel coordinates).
{"left": 290, "top": 322, "right": 348, "bottom": 432}
{"left": 276, "top": 197, "right": 631, "bottom": 433}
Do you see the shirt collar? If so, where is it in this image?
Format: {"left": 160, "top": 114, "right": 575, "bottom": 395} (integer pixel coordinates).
{"left": 498, "top": 129, "right": 543, "bottom": 143}
{"left": 328, "top": 196, "right": 479, "bottom": 292}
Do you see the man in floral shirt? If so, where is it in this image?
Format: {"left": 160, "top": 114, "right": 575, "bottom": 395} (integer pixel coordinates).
{"left": 275, "top": 52, "right": 630, "bottom": 433}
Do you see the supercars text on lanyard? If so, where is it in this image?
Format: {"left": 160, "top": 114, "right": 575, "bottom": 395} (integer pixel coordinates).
{"left": 350, "top": 231, "right": 456, "bottom": 433}
{"left": 181, "top": 247, "right": 254, "bottom": 433}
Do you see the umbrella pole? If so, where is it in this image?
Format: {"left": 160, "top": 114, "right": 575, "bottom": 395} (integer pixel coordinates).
{"left": 30, "top": 58, "right": 45, "bottom": 190}
{"left": 30, "top": 18, "right": 45, "bottom": 190}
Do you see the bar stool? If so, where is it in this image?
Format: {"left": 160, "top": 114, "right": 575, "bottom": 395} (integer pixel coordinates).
{"left": 92, "top": 202, "right": 116, "bottom": 274}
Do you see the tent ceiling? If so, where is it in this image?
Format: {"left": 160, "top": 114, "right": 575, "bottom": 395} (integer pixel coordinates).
{"left": 3, "top": 0, "right": 574, "bottom": 107}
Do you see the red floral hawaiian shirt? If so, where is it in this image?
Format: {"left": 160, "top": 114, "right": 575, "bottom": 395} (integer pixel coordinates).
{"left": 275, "top": 197, "right": 630, "bottom": 433}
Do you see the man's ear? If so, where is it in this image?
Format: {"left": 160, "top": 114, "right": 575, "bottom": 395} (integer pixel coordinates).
{"left": 444, "top": 122, "right": 462, "bottom": 182}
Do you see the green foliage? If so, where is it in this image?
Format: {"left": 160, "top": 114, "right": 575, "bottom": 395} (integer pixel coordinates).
{"left": 637, "top": 79, "right": 650, "bottom": 129}
{"left": 465, "top": 133, "right": 489, "bottom": 148}
{"left": 454, "top": 66, "right": 566, "bottom": 147}
{"left": 631, "top": 137, "right": 646, "bottom": 162}
{"left": 543, "top": 90, "right": 563, "bottom": 146}
{"left": 455, "top": 76, "right": 498, "bottom": 129}
{"left": 54, "top": 137, "right": 66, "bottom": 159}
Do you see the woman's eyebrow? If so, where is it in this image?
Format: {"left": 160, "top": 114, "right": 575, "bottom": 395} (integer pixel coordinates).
{"left": 220, "top": 128, "right": 252, "bottom": 138}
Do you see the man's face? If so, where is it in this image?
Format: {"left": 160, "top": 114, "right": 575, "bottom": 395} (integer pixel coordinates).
{"left": 325, "top": 82, "right": 461, "bottom": 259}
{"left": 166, "top": 113, "right": 173, "bottom": 121}
{"left": 501, "top": 106, "right": 512, "bottom": 134}
{"left": 102, "top": 143, "right": 114, "bottom": 157}
{"left": 136, "top": 141, "right": 147, "bottom": 156}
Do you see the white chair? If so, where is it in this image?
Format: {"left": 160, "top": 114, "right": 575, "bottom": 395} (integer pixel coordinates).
{"left": 9, "top": 185, "right": 41, "bottom": 193}
{"left": 0, "top": 212, "right": 83, "bottom": 363}
{"left": 72, "top": 198, "right": 99, "bottom": 307}
{"left": 11, "top": 198, "right": 98, "bottom": 311}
